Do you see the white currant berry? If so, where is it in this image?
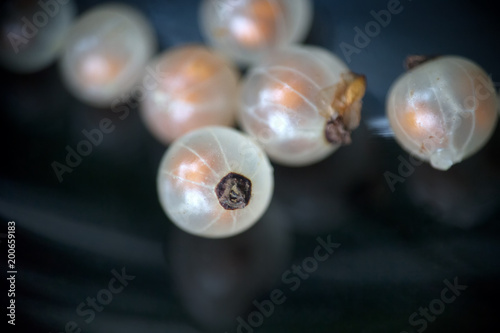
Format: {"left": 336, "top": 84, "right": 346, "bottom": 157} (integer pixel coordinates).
{"left": 0, "top": 0, "right": 76, "bottom": 73}
{"left": 157, "top": 126, "right": 274, "bottom": 238}
{"left": 199, "top": 0, "right": 312, "bottom": 65}
{"left": 387, "top": 56, "right": 499, "bottom": 170}
{"left": 60, "top": 3, "right": 156, "bottom": 107}
{"left": 140, "top": 45, "right": 239, "bottom": 144}
{"left": 238, "top": 45, "right": 366, "bottom": 166}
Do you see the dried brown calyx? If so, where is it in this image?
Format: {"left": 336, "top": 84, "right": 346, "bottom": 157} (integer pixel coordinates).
{"left": 215, "top": 173, "right": 252, "bottom": 210}
{"left": 405, "top": 55, "right": 440, "bottom": 70}
{"left": 322, "top": 72, "right": 367, "bottom": 145}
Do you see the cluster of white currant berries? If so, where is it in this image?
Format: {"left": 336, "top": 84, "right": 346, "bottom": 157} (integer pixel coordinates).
{"left": 2, "top": 0, "right": 497, "bottom": 238}
{"left": 154, "top": 0, "right": 372, "bottom": 238}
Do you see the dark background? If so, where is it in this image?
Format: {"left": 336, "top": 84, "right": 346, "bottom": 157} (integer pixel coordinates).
{"left": 1, "top": 0, "right": 500, "bottom": 332}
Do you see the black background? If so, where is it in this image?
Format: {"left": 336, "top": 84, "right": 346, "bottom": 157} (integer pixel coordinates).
{"left": 1, "top": 0, "right": 500, "bottom": 332}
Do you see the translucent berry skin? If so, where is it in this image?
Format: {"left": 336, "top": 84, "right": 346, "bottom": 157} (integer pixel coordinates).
{"left": 239, "top": 45, "right": 366, "bottom": 166}
{"left": 140, "top": 45, "right": 239, "bottom": 144}
{"left": 60, "top": 4, "right": 156, "bottom": 107}
{"left": 199, "top": 0, "right": 312, "bottom": 66}
{"left": 387, "top": 56, "right": 498, "bottom": 170}
{"left": 0, "top": 0, "right": 76, "bottom": 73}
{"left": 157, "top": 126, "right": 274, "bottom": 238}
